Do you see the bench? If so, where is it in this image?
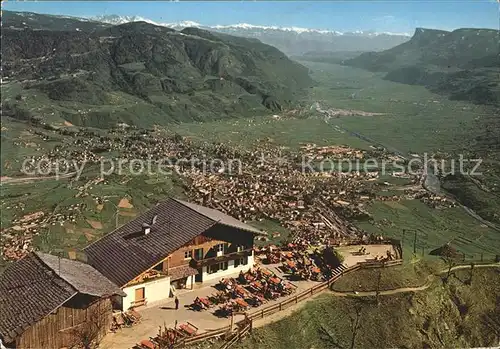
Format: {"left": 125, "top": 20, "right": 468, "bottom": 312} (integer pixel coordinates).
{"left": 130, "top": 298, "right": 148, "bottom": 308}
{"left": 179, "top": 322, "right": 198, "bottom": 336}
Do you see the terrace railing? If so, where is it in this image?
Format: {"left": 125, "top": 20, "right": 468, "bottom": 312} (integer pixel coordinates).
{"left": 247, "top": 259, "right": 402, "bottom": 321}
{"left": 127, "top": 270, "right": 170, "bottom": 287}
{"left": 170, "top": 313, "right": 252, "bottom": 349}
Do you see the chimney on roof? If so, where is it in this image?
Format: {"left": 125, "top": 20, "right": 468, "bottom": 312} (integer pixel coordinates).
{"left": 68, "top": 250, "right": 77, "bottom": 260}
{"left": 68, "top": 249, "right": 88, "bottom": 263}
{"left": 142, "top": 223, "right": 151, "bottom": 235}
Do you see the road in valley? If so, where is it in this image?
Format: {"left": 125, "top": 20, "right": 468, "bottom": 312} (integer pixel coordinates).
{"left": 0, "top": 172, "right": 76, "bottom": 185}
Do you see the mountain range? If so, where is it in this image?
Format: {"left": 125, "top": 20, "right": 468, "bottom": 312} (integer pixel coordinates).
{"left": 3, "top": 9, "right": 497, "bottom": 131}
{"left": 2, "top": 11, "right": 312, "bottom": 128}
{"left": 3, "top": 11, "right": 411, "bottom": 55}
{"left": 92, "top": 14, "right": 410, "bottom": 36}
{"left": 92, "top": 15, "right": 412, "bottom": 55}
{"left": 344, "top": 27, "right": 500, "bottom": 106}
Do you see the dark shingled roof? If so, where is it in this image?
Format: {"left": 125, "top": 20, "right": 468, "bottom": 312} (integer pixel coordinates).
{"left": 0, "top": 252, "right": 123, "bottom": 343}
{"left": 84, "top": 198, "right": 262, "bottom": 287}
{"left": 174, "top": 199, "right": 262, "bottom": 235}
{"left": 429, "top": 243, "right": 460, "bottom": 258}
{"left": 36, "top": 252, "right": 126, "bottom": 298}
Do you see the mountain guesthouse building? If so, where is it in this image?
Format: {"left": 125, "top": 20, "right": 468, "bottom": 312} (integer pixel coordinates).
{"left": 84, "top": 198, "right": 264, "bottom": 310}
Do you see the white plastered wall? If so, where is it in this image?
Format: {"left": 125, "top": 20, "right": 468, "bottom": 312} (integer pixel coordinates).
{"left": 185, "top": 275, "right": 194, "bottom": 289}
{"left": 201, "top": 253, "right": 255, "bottom": 282}
{"left": 122, "top": 276, "right": 171, "bottom": 310}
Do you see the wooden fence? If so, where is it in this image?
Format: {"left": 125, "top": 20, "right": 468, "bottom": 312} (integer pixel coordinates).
{"left": 170, "top": 259, "right": 403, "bottom": 349}
{"left": 218, "top": 316, "right": 253, "bottom": 349}
{"left": 458, "top": 253, "right": 500, "bottom": 264}
{"left": 455, "top": 260, "right": 500, "bottom": 267}
{"left": 174, "top": 326, "right": 229, "bottom": 347}
{"left": 172, "top": 313, "right": 252, "bottom": 348}
{"left": 248, "top": 260, "right": 402, "bottom": 321}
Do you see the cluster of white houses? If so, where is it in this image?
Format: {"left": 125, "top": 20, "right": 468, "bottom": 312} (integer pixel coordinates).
{"left": 0, "top": 198, "right": 264, "bottom": 348}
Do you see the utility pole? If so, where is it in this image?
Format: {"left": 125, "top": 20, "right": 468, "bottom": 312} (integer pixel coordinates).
{"left": 58, "top": 252, "right": 62, "bottom": 276}
{"left": 375, "top": 264, "right": 383, "bottom": 306}
{"left": 469, "top": 262, "right": 475, "bottom": 285}
{"left": 230, "top": 311, "right": 234, "bottom": 332}
{"left": 413, "top": 231, "right": 417, "bottom": 254}
{"left": 105, "top": 200, "right": 120, "bottom": 228}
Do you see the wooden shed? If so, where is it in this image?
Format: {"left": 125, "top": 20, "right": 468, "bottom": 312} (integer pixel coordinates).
{"left": 0, "top": 252, "right": 125, "bottom": 348}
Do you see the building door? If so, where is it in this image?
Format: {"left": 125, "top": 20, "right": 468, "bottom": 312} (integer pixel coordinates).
{"left": 194, "top": 248, "right": 204, "bottom": 260}
{"left": 135, "top": 287, "right": 145, "bottom": 303}
{"left": 195, "top": 268, "right": 203, "bottom": 282}
{"left": 172, "top": 277, "right": 187, "bottom": 289}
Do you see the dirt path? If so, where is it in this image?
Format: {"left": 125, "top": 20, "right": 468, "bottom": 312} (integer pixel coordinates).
{"left": 244, "top": 263, "right": 500, "bottom": 331}
{"left": 331, "top": 283, "right": 432, "bottom": 297}
{"left": 330, "top": 263, "right": 500, "bottom": 298}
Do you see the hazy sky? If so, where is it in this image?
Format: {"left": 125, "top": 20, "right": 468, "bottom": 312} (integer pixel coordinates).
{"left": 3, "top": 1, "right": 499, "bottom": 33}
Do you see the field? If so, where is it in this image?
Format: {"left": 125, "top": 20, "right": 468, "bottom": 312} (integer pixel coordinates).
{"left": 0, "top": 163, "right": 184, "bottom": 270}
{"left": 227, "top": 267, "right": 500, "bottom": 349}
{"left": 168, "top": 84, "right": 500, "bottom": 258}
{"left": 301, "top": 61, "right": 496, "bottom": 156}
{"left": 301, "top": 61, "right": 500, "bottom": 222}
{"left": 356, "top": 199, "right": 500, "bottom": 258}
{"left": 170, "top": 116, "right": 372, "bottom": 151}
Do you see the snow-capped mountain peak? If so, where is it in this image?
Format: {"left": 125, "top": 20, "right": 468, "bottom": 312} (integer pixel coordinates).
{"left": 89, "top": 15, "right": 410, "bottom": 37}
{"left": 88, "top": 14, "right": 412, "bottom": 55}
{"left": 211, "top": 23, "right": 345, "bottom": 35}
{"left": 167, "top": 20, "right": 202, "bottom": 28}
{"left": 91, "top": 15, "right": 155, "bottom": 25}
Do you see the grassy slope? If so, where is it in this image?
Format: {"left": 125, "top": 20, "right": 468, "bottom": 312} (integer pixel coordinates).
{"left": 331, "top": 261, "right": 442, "bottom": 292}
{"left": 2, "top": 18, "right": 313, "bottom": 128}
{"left": 2, "top": 79, "right": 270, "bottom": 129}
{"left": 355, "top": 199, "right": 500, "bottom": 258}
{"left": 0, "top": 165, "right": 184, "bottom": 230}
{"left": 229, "top": 268, "right": 500, "bottom": 349}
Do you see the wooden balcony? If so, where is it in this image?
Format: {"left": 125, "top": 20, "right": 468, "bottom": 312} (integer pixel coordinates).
{"left": 189, "top": 249, "right": 253, "bottom": 268}
{"left": 126, "top": 269, "right": 169, "bottom": 287}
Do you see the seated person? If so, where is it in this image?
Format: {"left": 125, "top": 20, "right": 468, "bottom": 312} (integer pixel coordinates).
{"left": 238, "top": 270, "right": 246, "bottom": 283}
